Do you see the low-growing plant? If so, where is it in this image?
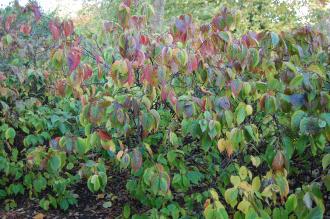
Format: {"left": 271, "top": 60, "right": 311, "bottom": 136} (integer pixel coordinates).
{"left": 0, "top": 0, "right": 329, "bottom": 217}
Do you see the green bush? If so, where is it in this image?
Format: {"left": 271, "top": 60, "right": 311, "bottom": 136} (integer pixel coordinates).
{"left": 0, "top": 1, "right": 329, "bottom": 218}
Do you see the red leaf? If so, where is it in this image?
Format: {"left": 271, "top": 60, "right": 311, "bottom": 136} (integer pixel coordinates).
{"left": 161, "top": 83, "right": 168, "bottom": 102}
{"left": 139, "top": 35, "right": 149, "bottom": 45}
{"left": 62, "top": 20, "right": 74, "bottom": 37}
{"left": 20, "top": 24, "right": 32, "bottom": 36}
{"left": 83, "top": 64, "right": 93, "bottom": 80}
{"left": 5, "top": 15, "right": 16, "bottom": 32}
{"left": 98, "top": 130, "right": 112, "bottom": 141}
{"left": 68, "top": 47, "right": 81, "bottom": 73}
{"left": 131, "top": 148, "right": 142, "bottom": 173}
{"left": 49, "top": 20, "right": 61, "bottom": 40}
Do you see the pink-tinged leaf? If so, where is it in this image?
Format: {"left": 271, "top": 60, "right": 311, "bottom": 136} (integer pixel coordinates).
{"left": 80, "top": 95, "right": 87, "bottom": 106}
{"left": 55, "top": 79, "right": 66, "bottom": 97}
{"left": 175, "top": 19, "right": 186, "bottom": 32}
{"left": 5, "top": 15, "right": 16, "bottom": 32}
{"left": 49, "top": 20, "right": 61, "bottom": 40}
{"left": 95, "top": 54, "right": 104, "bottom": 64}
{"left": 161, "top": 83, "right": 168, "bottom": 102}
{"left": 131, "top": 148, "right": 142, "bottom": 173}
{"left": 192, "top": 97, "right": 207, "bottom": 112}
{"left": 188, "top": 55, "right": 198, "bottom": 73}
{"left": 200, "top": 24, "right": 210, "bottom": 34}
{"left": 161, "top": 47, "right": 173, "bottom": 64}
{"left": 73, "top": 36, "right": 81, "bottom": 47}
{"left": 139, "top": 35, "right": 149, "bottom": 45}
{"left": 118, "top": 3, "right": 131, "bottom": 29}
{"left": 230, "top": 80, "right": 242, "bottom": 97}
{"left": 83, "top": 64, "right": 93, "bottom": 80}
{"left": 68, "top": 47, "right": 81, "bottom": 73}
{"left": 20, "top": 24, "right": 32, "bottom": 36}
{"left": 123, "top": 0, "right": 132, "bottom": 7}
{"left": 130, "top": 15, "right": 145, "bottom": 30}
{"left": 126, "top": 61, "right": 135, "bottom": 86}
{"left": 200, "top": 40, "right": 215, "bottom": 57}
{"left": 133, "top": 49, "right": 145, "bottom": 67}
{"left": 141, "top": 64, "right": 152, "bottom": 84}
{"left": 216, "top": 96, "right": 231, "bottom": 110}
{"left": 62, "top": 20, "right": 74, "bottom": 37}
{"left": 29, "top": 3, "right": 41, "bottom": 22}
{"left": 104, "top": 21, "right": 115, "bottom": 32}
{"left": 169, "top": 90, "right": 177, "bottom": 106}
{"left": 0, "top": 73, "right": 6, "bottom": 81}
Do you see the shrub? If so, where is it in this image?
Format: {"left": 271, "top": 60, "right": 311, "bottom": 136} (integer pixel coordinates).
{"left": 0, "top": 1, "right": 329, "bottom": 218}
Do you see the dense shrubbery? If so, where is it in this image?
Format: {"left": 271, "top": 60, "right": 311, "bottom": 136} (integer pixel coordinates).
{"left": 1, "top": 1, "right": 330, "bottom": 218}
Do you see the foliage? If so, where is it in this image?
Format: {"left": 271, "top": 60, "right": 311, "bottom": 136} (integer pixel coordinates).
{"left": 0, "top": 0, "right": 330, "bottom": 218}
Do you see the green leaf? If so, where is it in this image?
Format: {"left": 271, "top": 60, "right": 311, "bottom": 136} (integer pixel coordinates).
{"left": 102, "top": 201, "right": 112, "bottom": 208}
{"left": 322, "top": 154, "right": 330, "bottom": 170}
{"left": 306, "top": 207, "right": 323, "bottom": 219}
{"left": 283, "top": 136, "right": 294, "bottom": 160}
{"left": 123, "top": 204, "right": 131, "bottom": 218}
{"left": 284, "top": 62, "right": 297, "bottom": 73}
{"left": 169, "top": 131, "right": 179, "bottom": 146}
{"left": 252, "top": 176, "right": 261, "bottom": 192}
{"left": 5, "top": 128, "right": 16, "bottom": 141}
{"left": 239, "top": 166, "right": 248, "bottom": 180}
{"left": 219, "top": 31, "right": 230, "bottom": 42}
{"left": 270, "top": 32, "right": 280, "bottom": 47}
{"left": 236, "top": 106, "right": 246, "bottom": 125}
{"left": 291, "top": 110, "right": 306, "bottom": 130}
{"left": 199, "top": 119, "right": 208, "bottom": 132}
{"left": 187, "top": 171, "right": 203, "bottom": 185}
{"left": 48, "top": 155, "right": 61, "bottom": 172}
{"left": 300, "top": 117, "right": 321, "bottom": 135}
{"left": 230, "top": 175, "right": 241, "bottom": 187}
{"left": 225, "top": 188, "right": 238, "bottom": 208}
{"left": 91, "top": 175, "right": 101, "bottom": 191}
{"left": 249, "top": 48, "right": 259, "bottom": 67}
{"left": 307, "top": 64, "right": 325, "bottom": 78}
{"left": 289, "top": 74, "right": 303, "bottom": 88}
{"left": 237, "top": 200, "right": 250, "bottom": 213}
{"left": 285, "top": 194, "right": 297, "bottom": 213}
{"left": 323, "top": 175, "right": 330, "bottom": 192}
{"left": 250, "top": 155, "right": 261, "bottom": 167}
{"left": 77, "top": 137, "right": 88, "bottom": 154}
{"left": 39, "top": 198, "right": 49, "bottom": 211}
{"left": 245, "top": 208, "right": 258, "bottom": 219}
{"left": 225, "top": 110, "right": 233, "bottom": 127}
